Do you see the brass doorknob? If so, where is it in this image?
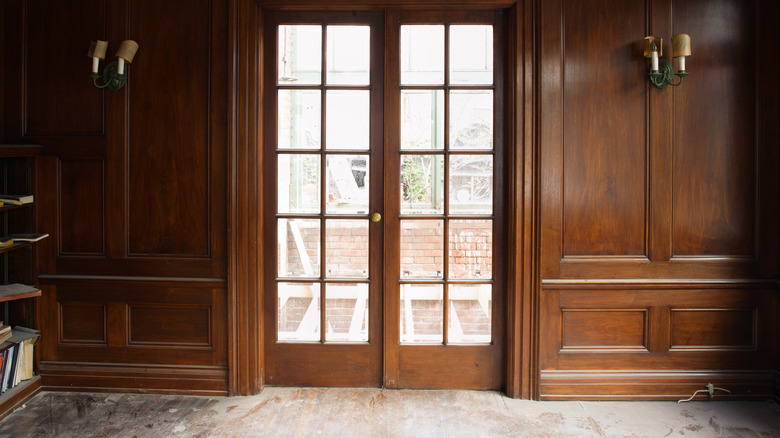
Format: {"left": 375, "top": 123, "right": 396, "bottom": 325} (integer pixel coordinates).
{"left": 371, "top": 212, "right": 382, "bottom": 223}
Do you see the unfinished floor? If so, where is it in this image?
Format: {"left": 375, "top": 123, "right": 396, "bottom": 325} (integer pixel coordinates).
{"left": 0, "top": 388, "right": 777, "bottom": 437}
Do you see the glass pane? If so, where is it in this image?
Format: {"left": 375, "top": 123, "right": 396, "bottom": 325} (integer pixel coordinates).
{"left": 400, "top": 220, "right": 443, "bottom": 279}
{"left": 278, "top": 218, "right": 321, "bottom": 278}
{"left": 448, "top": 284, "right": 492, "bottom": 344}
{"left": 278, "top": 282, "right": 321, "bottom": 342}
{"left": 401, "top": 25, "right": 444, "bottom": 85}
{"left": 326, "top": 219, "right": 369, "bottom": 278}
{"left": 277, "top": 154, "right": 320, "bottom": 214}
{"left": 401, "top": 155, "right": 444, "bottom": 214}
{"left": 278, "top": 89, "right": 321, "bottom": 149}
{"left": 449, "top": 219, "right": 493, "bottom": 279}
{"left": 449, "top": 155, "right": 493, "bottom": 214}
{"left": 326, "top": 90, "right": 370, "bottom": 150}
{"left": 325, "top": 283, "right": 369, "bottom": 342}
{"left": 401, "top": 90, "right": 444, "bottom": 150}
{"left": 278, "top": 25, "right": 321, "bottom": 85}
{"left": 327, "top": 26, "right": 370, "bottom": 85}
{"left": 450, "top": 90, "right": 493, "bottom": 150}
{"left": 400, "top": 284, "right": 443, "bottom": 344}
{"left": 450, "top": 25, "right": 493, "bottom": 85}
{"left": 326, "top": 155, "right": 369, "bottom": 214}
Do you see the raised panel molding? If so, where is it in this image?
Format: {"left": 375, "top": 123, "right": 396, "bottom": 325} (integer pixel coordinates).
{"left": 540, "top": 286, "right": 776, "bottom": 397}
{"left": 671, "top": 0, "right": 757, "bottom": 258}
{"left": 561, "top": 309, "right": 647, "bottom": 352}
{"left": 24, "top": 0, "right": 106, "bottom": 136}
{"left": 129, "top": 305, "right": 212, "bottom": 347}
{"left": 59, "top": 302, "right": 107, "bottom": 345}
{"left": 560, "top": 0, "right": 648, "bottom": 258}
{"left": 59, "top": 158, "right": 106, "bottom": 256}
{"left": 127, "top": 0, "right": 213, "bottom": 258}
{"left": 670, "top": 309, "right": 756, "bottom": 351}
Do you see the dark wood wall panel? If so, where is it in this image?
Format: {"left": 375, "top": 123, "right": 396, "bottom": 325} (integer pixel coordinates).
{"left": 25, "top": 0, "right": 105, "bottom": 135}
{"left": 59, "top": 303, "right": 106, "bottom": 344}
{"left": 127, "top": 0, "right": 211, "bottom": 257}
{"left": 670, "top": 309, "right": 755, "bottom": 349}
{"left": 59, "top": 159, "right": 105, "bottom": 255}
{"left": 129, "top": 305, "right": 211, "bottom": 346}
{"left": 561, "top": 310, "right": 646, "bottom": 350}
{"left": 561, "top": 0, "right": 647, "bottom": 257}
{"left": 671, "top": 0, "right": 756, "bottom": 257}
{"left": 540, "top": 285, "right": 776, "bottom": 398}
{"left": 540, "top": 0, "right": 776, "bottom": 399}
{"left": 40, "top": 280, "right": 227, "bottom": 367}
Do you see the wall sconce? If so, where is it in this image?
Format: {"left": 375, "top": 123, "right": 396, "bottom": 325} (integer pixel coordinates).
{"left": 644, "top": 34, "right": 691, "bottom": 88}
{"left": 88, "top": 40, "right": 139, "bottom": 90}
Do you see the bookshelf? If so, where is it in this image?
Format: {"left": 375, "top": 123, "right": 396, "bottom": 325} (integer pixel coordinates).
{"left": 0, "top": 145, "right": 43, "bottom": 420}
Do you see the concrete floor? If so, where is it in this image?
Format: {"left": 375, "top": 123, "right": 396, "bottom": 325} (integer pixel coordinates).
{"left": 0, "top": 388, "right": 778, "bottom": 437}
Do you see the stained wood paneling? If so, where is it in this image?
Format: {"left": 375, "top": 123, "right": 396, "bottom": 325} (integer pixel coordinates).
{"left": 561, "top": 310, "right": 646, "bottom": 349}
{"left": 59, "top": 159, "right": 105, "bottom": 255}
{"left": 129, "top": 305, "right": 211, "bottom": 346}
{"left": 59, "top": 303, "right": 106, "bottom": 344}
{"left": 670, "top": 309, "right": 755, "bottom": 349}
{"left": 540, "top": 285, "right": 775, "bottom": 397}
{"left": 671, "top": 0, "right": 756, "bottom": 257}
{"left": 25, "top": 0, "right": 104, "bottom": 135}
{"left": 561, "top": 0, "right": 647, "bottom": 257}
{"left": 127, "top": 0, "right": 211, "bottom": 257}
{"left": 41, "top": 279, "right": 228, "bottom": 367}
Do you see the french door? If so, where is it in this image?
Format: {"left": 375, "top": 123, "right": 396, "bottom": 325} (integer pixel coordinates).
{"left": 262, "top": 10, "right": 505, "bottom": 390}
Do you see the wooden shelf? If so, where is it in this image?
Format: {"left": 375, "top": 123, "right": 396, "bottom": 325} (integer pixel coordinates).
{"left": 0, "top": 145, "right": 41, "bottom": 158}
{"left": 0, "top": 286, "right": 41, "bottom": 303}
{"left": 0, "top": 240, "right": 37, "bottom": 255}
{"left": 0, "top": 203, "right": 33, "bottom": 213}
{"left": 0, "top": 376, "right": 42, "bottom": 421}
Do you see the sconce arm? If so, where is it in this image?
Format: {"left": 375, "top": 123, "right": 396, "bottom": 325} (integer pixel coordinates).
{"left": 649, "top": 58, "right": 689, "bottom": 89}
{"left": 89, "top": 61, "right": 128, "bottom": 91}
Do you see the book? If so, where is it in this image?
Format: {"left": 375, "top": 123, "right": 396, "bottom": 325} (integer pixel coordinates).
{"left": 0, "top": 326, "right": 11, "bottom": 344}
{"left": 3, "top": 233, "right": 49, "bottom": 242}
{"left": 0, "top": 195, "right": 33, "bottom": 205}
{"left": 2, "top": 345, "right": 15, "bottom": 392}
{"left": 0, "top": 283, "right": 40, "bottom": 297}
{"left": 12, "top": 327, "right": 39, "bottom": 382}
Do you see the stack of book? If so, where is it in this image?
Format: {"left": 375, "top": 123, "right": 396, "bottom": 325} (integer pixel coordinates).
{"left": 0, "top": 195, "right": 34, "bottom": 206}
{"left": 0, "top": 327, "right": 40, "bottom": 393}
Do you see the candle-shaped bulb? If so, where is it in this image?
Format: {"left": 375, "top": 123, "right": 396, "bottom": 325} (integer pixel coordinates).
{"left": 672, "top": 33, "right": 692, "bottom": 72}
{"left": 644, "top": 36, "right": 663, "bottom": 72}
{"left": 87, "top": 40, "right": 109, "bottom": 74}
{"left": 115, "top": 40, "right": 139, "bottom": 76}
{"left": 650, "top": 42, "right": 659, "bottom": 71}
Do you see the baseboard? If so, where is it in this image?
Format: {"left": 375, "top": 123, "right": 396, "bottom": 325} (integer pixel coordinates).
{"left": 539, "top": 370, "right": 776, "bottom": 401}
{"left": 39, "top": 361, "right": 228, "bottom": 396}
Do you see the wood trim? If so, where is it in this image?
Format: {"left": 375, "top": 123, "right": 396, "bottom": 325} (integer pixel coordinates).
{"left": 39, "top": 362, "right": 227, "bottom": 396}
{"left": 540, "top": 369, "right": 776, "bottom": 401}
{"left": 542, "top": 279, "right": 778, "bottom": 290}
{"left": 505, "top": 0, "right": 537, "bottom": 399}
{"left": 256, "top": 0, "right": 518, "bottom": 10}
{"left": 227, "top": 0, "right": 263, "bottom": 396}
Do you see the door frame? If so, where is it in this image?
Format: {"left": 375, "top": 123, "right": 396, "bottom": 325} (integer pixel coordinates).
{"left": 228, "top": 0, "right": 537, "bottom": 398}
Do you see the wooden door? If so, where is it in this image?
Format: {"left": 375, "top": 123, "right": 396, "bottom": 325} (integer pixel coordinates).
{"left": 383, "top": 10, "right": 506, "bottom": 390}
{"left": 263, "top": 9, "right": 505, "bottom": 390}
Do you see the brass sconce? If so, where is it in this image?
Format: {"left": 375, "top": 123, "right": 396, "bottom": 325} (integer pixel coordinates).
{"left": 644, "top": 34, "right": 691, "bottom": 88}
{"left": 88, "top": 40, "right": 139, "bottom": 90}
